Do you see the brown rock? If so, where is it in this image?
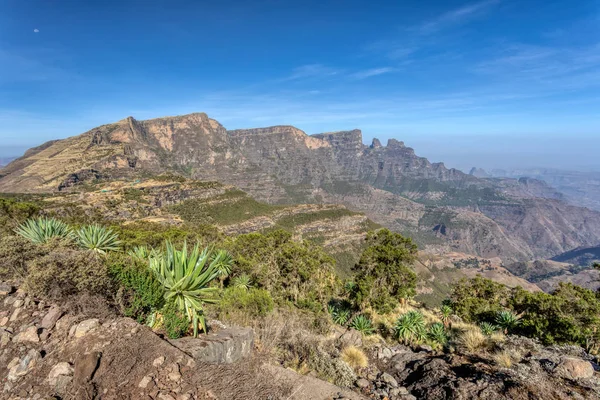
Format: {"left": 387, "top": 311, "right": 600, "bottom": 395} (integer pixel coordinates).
{"left": 41, "top": 305, "right": 63, "bottom": 330}
{"left": 554, "top": 357, "right": 594, "bottom": 380}
{"left": 13, "top": 326, "right": 39, "bottom": 343}
{"left": 73, "top": 351, "right": 102, "bottom": 387}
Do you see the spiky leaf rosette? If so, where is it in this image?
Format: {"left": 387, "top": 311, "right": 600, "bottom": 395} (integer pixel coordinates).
{"left": 231, "top": 274, "right": 252, "bottom": 291}
{"left": 350, "top": 314, "right": 375, "bottom": 335}
{"left": 149, "top": 241, "right": 231, "bottom": 337}
{"left": 394, "top": 311, "right": 427, "bottom": 344}
{"left": 127, "top": 245, "right": 158, "bottom": 261}
{"left": 15, "top": 217, "right": 73, "bottom": 244}
{"left": 76, "top": 224, "right": 121, "bottom": 254}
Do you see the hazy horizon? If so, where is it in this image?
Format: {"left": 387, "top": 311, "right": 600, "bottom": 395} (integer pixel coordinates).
{"left": 1, "top": 0, "right": 599, "bottom": 172}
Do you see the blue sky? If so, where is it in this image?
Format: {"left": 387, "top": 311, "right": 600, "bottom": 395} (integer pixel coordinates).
{"left": 1, "top": 0, "right": 599, "bottom": 171}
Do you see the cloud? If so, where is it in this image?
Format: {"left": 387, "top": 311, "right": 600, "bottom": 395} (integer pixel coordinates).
{"left": 350, "top": 67, "right": 396, "bottom": 79}
{"left": 33, "top": 29, "right": 39, "bottom": 33}
{"left": 283, "top": 64, "right": 340, "bottom": 81}
{"left": 418, "top": 0, "right": 501, "bottom": 34}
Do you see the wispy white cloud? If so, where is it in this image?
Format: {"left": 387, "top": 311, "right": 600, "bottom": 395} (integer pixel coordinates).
{"left": 282, "top": 64, "right": 341, "bottom": 81}
{"left": 350, "top": 67, "right": 396, "bottom": 79}
{"left": 417, "top": 0, "right": 501, "bottom": 34}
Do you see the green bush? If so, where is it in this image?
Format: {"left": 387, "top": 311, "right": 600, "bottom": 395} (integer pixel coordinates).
{"left": 350, "top": 315, "right": 374, "bottom": 335}
{"left": 108, "top": 253, "right": 165, "bottom": 322}
{"left": 162, "top": 301, "right": 190, "bottom": 339}
{"left": 0, "top": 235, "right": 48, "bottom": 280}
{"left": 25, "top": 249, "right": 113, "bottom": 300}
{"left": 394, "top": 311, "right": 426, "bottom": 344}
{"left": 350, "top": 229, "right": 417, "bottom": 314}
{"left": 219, "top": 287, "right": 274, "bottom": 318}
{"left": 114, "top": 222, "right": 221, "bottom": 249}
{"left": 450, "top": 276, "right": 510, "bottom": 322}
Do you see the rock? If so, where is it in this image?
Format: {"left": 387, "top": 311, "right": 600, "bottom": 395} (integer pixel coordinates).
{"left": 153, "top": 356, "right": 166, "bottom": 367}
{"left": 378, "top": 347, "right": 393, "bottom": 360}
{"left": 7, "top": 349, "right": 41, "bottom": 381}
{"left": 41, "top": 305, "right": 63, "bottom": 330}
{"left": 1, "top": 330, "right": 12, "bottom": 347}
{"left": 12, "top": 299, "right": 23, "bottom": 308}
{"left": 72, "top": 318, "right": 100, "bottom": 338}
{"left": 168, "top": 371, "right": 182, "bottom": 382}
{"left": 73, "top": 351, "right": 102, "bottom": 386}
{"left": 337, "top": 329, "right": 363, "bottom": 348}
{"left": 554, "top": 357, "right": 594, "bottom": 380}
{"left": 0, "top": 283, "right": 14, "bottom": 296}
{"left": 169, "top": 326, "right": 254, "bottom": 364}
{"left": 355, "top": 378, "right": 370, "bottom": 388}
{"left": 13, "top": 326, "right": 39, "bottom": 343}
{"left": 138, "top": 375, "right": 153, "bottom": 389}
{"left": 417, "top": 344, "right": 433, "bottom": 353}
{"left": 380, "top": 372, "right": 398, "bottom": 388}
{"left": 9, "top": 307, "right": 21, "bottom": 322}
{"left": 39, "top": 329, "right": 50, "bottom": 341}
{"left": 0, "top": 316, "right": 8, "bottom": 326}
{"left": 54, "top": 375, "right": 73, "bottom": 394}
{"left": 47, "top": 362, "right": 74, "bottom": 386}
{"left": 158, "top": 394, "right": 176, "bottom": 400}
{"left": 398, "top": 387, "right": 409, "bottom": 395}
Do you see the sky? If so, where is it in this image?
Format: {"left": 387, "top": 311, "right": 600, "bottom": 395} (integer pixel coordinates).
{"left": 1, "top": 0, "right": 599, "bottom": 172}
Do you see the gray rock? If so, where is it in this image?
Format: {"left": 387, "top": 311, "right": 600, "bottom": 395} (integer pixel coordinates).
{"left": 9, "top": 307, "right": 21, "bottom": 322}
{"left": 169, "top": 326, "right": 253, "bottom": 364}
{"left": 47, "top": 362, "right": 74, "bottom": 386}
{"left": 378, "top": 347, "right": 393, "bottom": 360}
{"left": 7, "top": 349, "right": 41, "bottom": 381}
{"left": 417, "top": 344, "right": 433, "bottom": 353}
{"left": 0, "top": 283, "right": 14, "bottom": 296}
{"left": 380, "top": 372, "right": 398, "bottom": 388}
{"left": 153, "top": 356, "right": 166, "bottom": 367}
{"left": 337, "top": 329, "right": 363, "bottom": 348}
{"left": 71, "top": 318, "right": 100, "bottom": 338}
{"left": 12, "top": 299, "right": 23, "bottom": 309}
{"left": 138, "top": 375, "right": 153, "bottom": 388}
{"left": 41, "top": 305, "right": 63, "bottom": 330}
{"left": 355, "top": 378, "right": 370, "bottom": 388}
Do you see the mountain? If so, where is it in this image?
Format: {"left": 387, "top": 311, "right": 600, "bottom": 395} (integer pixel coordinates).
{"left": 2, "top": 112, "right": 600, "bottom": 262}
{"left": 0, "top": 157, "right": 16, "bottom": 167}
{"left": 490, "top": 167, "right": 600, "bottom": 212}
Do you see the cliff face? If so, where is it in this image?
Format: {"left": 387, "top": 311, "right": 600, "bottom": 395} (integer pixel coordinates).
{"left": 2, "top": 112, "right": 600, "bottom": 262}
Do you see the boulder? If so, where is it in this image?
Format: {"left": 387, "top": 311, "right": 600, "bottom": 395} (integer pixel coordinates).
{"left": 355, "top": 378, "right": 370, "bottom": 388}
{"left": 380, "top": 372, "right": 399, "bottom": 388}
{"left": 0, "top": 283, "right": 14, "bottom": 296}
{"left": 13, "top": 325, "right": 39, "bottom": 343}
{"left": 554, "top": 357, "right": 594, "bottom": 380}
{"left": 7, "top": 349, "right": 41, "bottom": 381}
{"left": 73, "top": 351, "right": 102, "bottom": 387}
{"left": 41, "top": 305, "right": 63, "bottom": 330}
{"left": 47, "top": 362, "right": 74, "bottom": 386}
{"left": 169, "top": 326, "right": 253, "bottom": 364}
{"left": 71, "top": 318, "right": 100, "bottom": 338}
{"left": 337, "top": 329, "right": 363, "bottom": 348}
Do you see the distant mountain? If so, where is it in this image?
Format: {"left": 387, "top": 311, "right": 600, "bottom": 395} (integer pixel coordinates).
{"left": 2, "top": 112, "right": 600, "bottom": 262}
{"left": 0, "top": 157, "right": 16, "bottom": 167}
{"left": 489, "top": 167, "right": 600, "bottom": 212}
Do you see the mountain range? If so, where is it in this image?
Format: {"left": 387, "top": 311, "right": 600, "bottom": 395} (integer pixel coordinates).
{"left": 1, "top": 112, "right": 600, "bottom": 263}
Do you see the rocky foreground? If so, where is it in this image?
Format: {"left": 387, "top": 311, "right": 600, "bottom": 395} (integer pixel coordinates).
{"left": 1, "top": 281, "right": 599, "bottom": 400}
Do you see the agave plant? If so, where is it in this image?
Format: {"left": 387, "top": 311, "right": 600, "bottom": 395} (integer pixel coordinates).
{"left": 496, "top": 310, "right": 520, "bottom": 334}
{"left": 440, "top": 304, "right": 453, "bottom": 327}
{"left": 149, "top": 241, "right": 231, "bottom": 337}
{"left": 333, "top": 308, "right": 351, "bottom": 326}
{"left": 15, "top": 217, "right": 73, "bottom": 244}
{"left": 394, "top": 311, "right": 427, "bottom": 344}
{"left": 480, "top": 322, "right": 498, "bottom": 336}
{"left": 231, "top": 274, "right": 253, "bottom": 291}
{"left": 76, "top": 224, "right": 121, "bottom": 254}
{"left": 428, "top": 322, "right": 448, "bottom": 345}
{"left": 127, "top": 245, "right": 158, "bottom": 261}
{"left": 350, "top": 315, "right": 375, "bottom": 335}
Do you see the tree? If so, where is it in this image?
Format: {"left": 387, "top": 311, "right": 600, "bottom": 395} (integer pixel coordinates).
{"left": 351, "top": 229, "right": 417, "bottom": 314}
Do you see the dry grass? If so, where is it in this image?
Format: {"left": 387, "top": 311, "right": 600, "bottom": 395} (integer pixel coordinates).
{"left": 341, "top": 346, "right": 369, "bottom": 370}
{"left": 492, "top": 349, "right": 521, "bottom": 368}
{"left": 457, "top": 328, "right": 488, "bottom": 353}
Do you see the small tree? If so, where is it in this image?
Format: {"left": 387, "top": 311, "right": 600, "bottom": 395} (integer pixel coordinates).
{"left": 351, "top": 229, "right": 417, "bottom": 314}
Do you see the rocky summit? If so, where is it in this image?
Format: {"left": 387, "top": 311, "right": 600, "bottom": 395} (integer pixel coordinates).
{"left": 2, "top": 112, "right": 600, "bottom": 263}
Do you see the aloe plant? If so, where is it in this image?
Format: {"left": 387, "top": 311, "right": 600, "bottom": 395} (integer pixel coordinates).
{"left": 15, "top": 217, "right": 73, "bottom": 244}
{"left": 394, "top": 311, "right": 427, "bottom": 344}
{"left": 149, "top": 241, "right": 231, "bottom": 336}
{"left": 350, "top": 314, "right": 374, "bottom": 335}
{"left": 480, "top": 322, "right": 498, "bottom": 336}
{"left": 76, "top": 224, "right": 121, "bottom": 253}
{"left": 496, "top": 310, "right": 520, "bottom": 334}
{"left": 428, "top": 322, "right": 448, "bottom": 345}
{"left": 231, "top": 274, "right": 252, "bottom": 291}
{"left": 127, "top": 245, "right": 158, "bottom": 261}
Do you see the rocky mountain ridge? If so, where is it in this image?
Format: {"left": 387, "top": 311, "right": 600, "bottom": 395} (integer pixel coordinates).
{"left": 2, "top": 112, "right": 600, "bottom": 262}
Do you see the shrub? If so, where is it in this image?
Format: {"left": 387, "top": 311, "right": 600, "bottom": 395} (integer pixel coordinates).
{"left": 162, "top": 301, "right": 190, "bottom": 339}
{"left": 440, "top": 304, "right": 453, "bottom": 327}
{"left": 109, "top": 253, "right": 165, "bottom": 322}
{"left": 492, "top": 349, "right": 520, "bottom": 368}
{"left": 350, "top": 315, "right": 375, "bottom": 335}
{"left": 25, "top": 249, "right": 113, "bottom": 300}
{"left": 394, "top": 311, "right": 426, "bottom": 345}
{"left": 450, "top": 276, "right": 510, "bottom": 322}
{"left": 219, "top": 287, "right": 274, "bottom": 319}
{"left": 350, "top": 229, "right": 417, "bottom": 314}
{"left": 127, "top": 245, "right": 158, "bottom": 261}
{"left": 341, "top": 346, "right": 368, "bottom": 370}
{"left": 15, "top": 217, "right": 73, "bottom": 244}
{"left": 149, "top": 241, "right": 228, "bottom": 336}
{"left": 0, "top": 235, "right": 48, "bottom": 280}
{"left": 76, "top": 224, "right": 121, "bottom": 253}
{"left": 329, "top": 306, "right": 350, "bottom": 326}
